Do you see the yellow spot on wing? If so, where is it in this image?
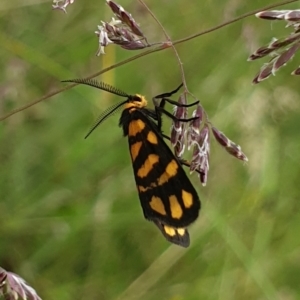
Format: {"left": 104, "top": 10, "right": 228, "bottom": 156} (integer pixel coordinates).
{"left": 138, "top": 185, "right": 148, "bottom": 192}
{"left": 147, "top": 131, "right": 158, "bottom": 144}
{"left": 137, "top": 182, "right": 157, "bottom": 193}
{"left": 158, "top": 159, "right": 178, "bottom": 185}
{"left": 137, "top": 154, "right": 159, "bottom": 178}
{"left": 150, "top": 196, "right": 166, "bottom": 215}
{"left": 128, "top": 119, "right": 145, "bottom": 136}
{"left": 177, "top": 228, "right": 186, "bottom": 236}
{"left": 166, "top": 159, "right": 178, "bottom": 176}
{"left": 182, "top": 190, "right": 193, "bottom": 208}
{"left": 169, "top": 195, "right": 183, "bottom": 219}
{"left": 164, "top": 225, "right": 176, "bottom": 237}
{"left": 130, "top": 141, "right": 142, "bottom": 162}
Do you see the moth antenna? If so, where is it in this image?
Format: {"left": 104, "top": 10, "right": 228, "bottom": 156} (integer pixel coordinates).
{"left": 62, "top": 78, "right": 130, "bottom": 98}
{"left": 84, "top": 100, "right": 127, "bottom": 139}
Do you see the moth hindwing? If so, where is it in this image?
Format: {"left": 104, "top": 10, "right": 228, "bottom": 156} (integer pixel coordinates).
{"left": 152, "top": 220, "right": 190, "bottom": 248}
{"left": 62, "top": 79, "right": 201, "bottom": 247}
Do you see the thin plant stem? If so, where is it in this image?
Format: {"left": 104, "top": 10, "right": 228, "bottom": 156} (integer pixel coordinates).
{"left": 174, "top": 0, "right": 300, "bottom": 46}
{"left": 138, "top": 0, "right": 188, "bottom": 89}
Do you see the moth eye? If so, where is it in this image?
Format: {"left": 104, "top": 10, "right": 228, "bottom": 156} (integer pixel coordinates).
{"left": 131, "top": 95, "right": 142, "bottom": 102}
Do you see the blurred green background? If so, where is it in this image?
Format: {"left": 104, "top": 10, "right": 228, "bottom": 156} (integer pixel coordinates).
{"left": 1, "top": 1, "right": 300, "bottom": 299}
